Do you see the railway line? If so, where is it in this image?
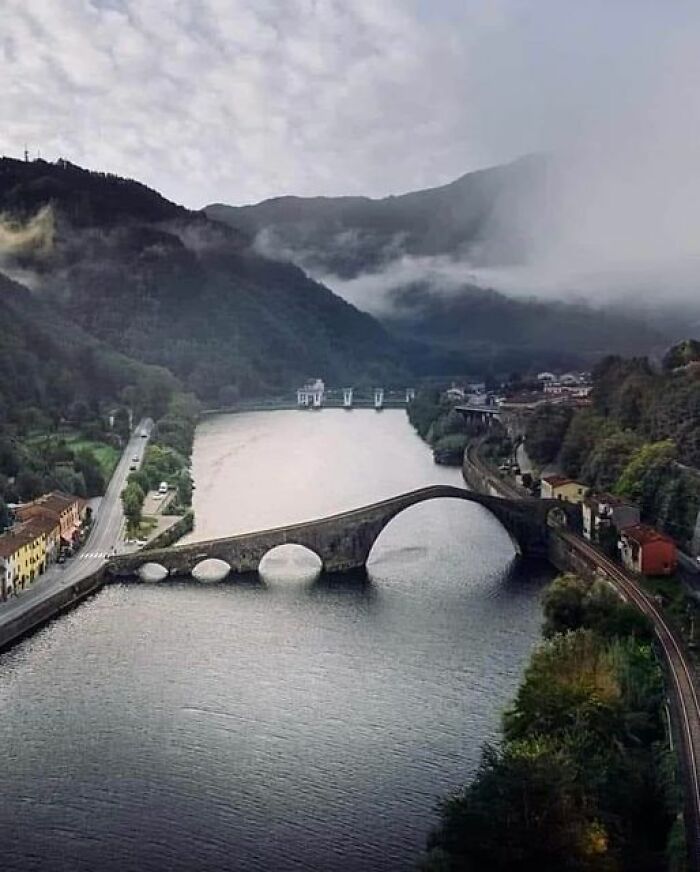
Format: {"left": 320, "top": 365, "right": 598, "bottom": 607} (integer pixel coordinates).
{"left": 466, "top": 441, "right": 700, "bottom": 868}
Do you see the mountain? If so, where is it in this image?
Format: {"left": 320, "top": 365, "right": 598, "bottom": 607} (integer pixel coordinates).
{"left": 0, "top": 271, "right": 178, "bottom": 421}
{"left": 207, "top": 155, "right": 547, "bottom": 280}
{"left": 206, "top": 156, "right": 668, "bottom": 371}
{"left": 0, "top": 157, "right": 409, "bottom": 404}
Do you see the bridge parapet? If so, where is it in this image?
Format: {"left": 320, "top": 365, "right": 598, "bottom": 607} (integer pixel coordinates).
{"left": 108, "top": 485, "right": 565, "bottom": 580}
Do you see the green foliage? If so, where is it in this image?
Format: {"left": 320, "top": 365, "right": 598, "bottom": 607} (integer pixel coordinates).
{"left": 407, "top": 390, "right": 442, "bottom": 440}
{"left": 0, "top": 497, "right": 10, "bottom": 531}
{"left": 433, "top": 434, "right": 468, "bottom": 466}
{"left": 426, "top": 739, "right": 609, "bottom": 872}
{"left": 663, "top": 339, "right": 700, "bottom": 372}
{"left": 529, "top": 346, "right": 700, "bottom": 544}
{"left": 542, "top": 575, "right": 652, "bottom": 643}
{"left": 425, "top": 576, "right": 675, "bottom": 872}
{"left": 580, "top": 430, "right": 641, "bottom": 491}
{"left": 525, "top": 404, "right": 573, "bottom": 468}
{"left": 121, "top": 481, "right": 145, "bottom": 533}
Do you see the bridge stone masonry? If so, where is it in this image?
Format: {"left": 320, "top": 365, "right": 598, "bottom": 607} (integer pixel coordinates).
{"left": 107, "top": 485, "right": 578, "bottom": 581}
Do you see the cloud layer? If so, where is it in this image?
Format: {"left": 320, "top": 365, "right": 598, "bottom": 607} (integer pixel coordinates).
{"left": 3, "top": 0, "right": 699, "bottom": 211}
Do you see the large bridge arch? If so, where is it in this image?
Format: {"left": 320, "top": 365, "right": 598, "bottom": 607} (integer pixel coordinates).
{"left": 364, "top": 493, "right": 522, "bottom": 570}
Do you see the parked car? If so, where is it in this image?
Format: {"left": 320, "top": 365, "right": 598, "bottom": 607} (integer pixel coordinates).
{"left": 158, "top": 481, "right": 168, "bottom": 494}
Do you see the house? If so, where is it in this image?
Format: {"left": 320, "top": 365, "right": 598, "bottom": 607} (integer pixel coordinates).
{"left": 619, "top": 524, "right": 677, "bottom": 576}
{"left": 17, "top": 514, "right": 62, "bottom": 564}
{"left": 582, "top": 493, "right": 640, "bottom": 542}
{"left": 0, "top": 528, "right": 48, "bottom": 599}
{"left": 540, "top": 475, "right": 587, "bottom": 504}
{"left": 16, "top": 491, "right": 86, "bottom": 548}
{"left": 297, "top": 378, "right": 325, "bottom": 408}
{"left": 445, "top": 385, "right": 466, "bottom": 402}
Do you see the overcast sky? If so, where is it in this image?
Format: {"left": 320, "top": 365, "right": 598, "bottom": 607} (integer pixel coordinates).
{"left": 2, "top": 0, "right": 699, "bottom": 209}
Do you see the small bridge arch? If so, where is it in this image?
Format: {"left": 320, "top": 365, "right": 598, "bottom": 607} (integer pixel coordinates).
{"left": 108, "top": 486, "right": 575, "bottom": 581}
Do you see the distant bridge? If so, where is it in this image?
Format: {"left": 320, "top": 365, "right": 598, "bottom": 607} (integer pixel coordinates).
{"left": 107, "top": 485, "right": 578, "bottom": 580}
{"left": 203, "top": 387, "right": 416, "bottom": 415}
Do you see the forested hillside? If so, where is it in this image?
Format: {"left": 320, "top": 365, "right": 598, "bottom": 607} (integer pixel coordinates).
{"left": 208, "top": 156, "right": 669, "bottom": 372}
{"left": 208, "top": 155, "right": 547, "bottom": 278}
{"left": 0, "top": 272, "right": 187, "bottom": 507}
{"left": 0, "top": 157, "right": 409, "bottom": 404}
{"left": 525, "top": 342, "right": 700, "bottom": 544}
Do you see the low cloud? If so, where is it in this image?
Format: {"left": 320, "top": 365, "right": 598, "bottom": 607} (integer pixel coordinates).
{"left": 0, "top": 205, "right": 54, "bottom": 258}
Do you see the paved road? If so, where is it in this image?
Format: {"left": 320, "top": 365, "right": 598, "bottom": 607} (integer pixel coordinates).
{"left": 0, "top": 418, "right": 152, "bottom": 629}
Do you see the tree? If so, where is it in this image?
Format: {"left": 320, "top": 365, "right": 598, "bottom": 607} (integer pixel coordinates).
{"left": 121, "top": 481, "right": 145, "bottom": 532}
{"left": 0, "top": 497, "right": 10, "bottom": 531}
{"left": 74, "top": 449, "right": 106, "bottom": 497}
{"left": 580, "top": 430, "right": 640, "bottom": 491}
{"left": 425, "top": 739, "right": 612, "bottom": 872}
{"left": 525, "top": 404, "right": 573, "bottom": 468}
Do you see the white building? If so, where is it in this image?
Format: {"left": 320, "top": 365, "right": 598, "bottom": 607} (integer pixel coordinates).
{"left": 297, "top": 378, "right": 325, "bottom": 408}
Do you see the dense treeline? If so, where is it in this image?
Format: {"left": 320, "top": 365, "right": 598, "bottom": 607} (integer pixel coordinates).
{"left": 407, "top": 390, "right": 475, "bottom": 465}
{"left": 0, "top": 273, "right": 189, "bottom": 520}
{"left": 0, "top": 157, "right": 409, "bottom": 404}
{"left": 422, "top": 574, "right": 681, "bottom": 871}
{"left": 525, "top": 344, "right": 700, "bottom": 544}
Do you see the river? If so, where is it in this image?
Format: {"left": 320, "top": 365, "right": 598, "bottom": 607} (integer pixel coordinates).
{"left": 0, "top": 410, "right": 552, "bottom": 872}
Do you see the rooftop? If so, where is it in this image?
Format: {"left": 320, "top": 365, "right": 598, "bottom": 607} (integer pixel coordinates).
{"left": 621, "top": 524, "right": 675, "bottom": 547}
{"left": 542, "top": 474, "right": 575, "bottom": 488}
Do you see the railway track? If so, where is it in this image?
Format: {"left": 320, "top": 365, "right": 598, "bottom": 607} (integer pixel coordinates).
{"left": 465, "top": 442, "right": 700, "bottom": 867}
{"left": 562, "top": 531, "right": 700, "bottom": 870}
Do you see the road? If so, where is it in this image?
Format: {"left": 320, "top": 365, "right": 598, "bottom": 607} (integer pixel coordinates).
{"left": 467, "top": 441, "right": 700, "bottom": 868}
{"left": 0, "top": 418, "right": 152, "bottom": 630}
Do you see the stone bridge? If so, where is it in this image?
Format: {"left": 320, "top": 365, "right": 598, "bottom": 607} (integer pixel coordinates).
{"left": 108, "top": 485, "right": 579, "bottom": 580}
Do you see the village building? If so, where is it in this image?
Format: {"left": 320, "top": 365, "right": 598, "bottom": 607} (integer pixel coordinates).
{"left": 15, "top": 491, "right": 86, "bottom": 547}
{"left": 618, "top": 524, "right": 677, "bottom": 576}
{"left": 540, "top": 475, "right": 587, "bottom": 504}
{"left": 582, "top": 493, "right": 640, "bottom": 542}
{"left": 0, "top": 528, "right": 47, "bottom": 599}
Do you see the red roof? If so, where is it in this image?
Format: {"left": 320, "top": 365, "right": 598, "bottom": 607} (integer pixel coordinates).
{"left": 0, "top": 530, "right": 40, "bottom": 558}
{"left": 542, "top": 475, "right": 574, "bottom": 487}
{"left": 621, "top": 524, "right": 675, "bottom": 547}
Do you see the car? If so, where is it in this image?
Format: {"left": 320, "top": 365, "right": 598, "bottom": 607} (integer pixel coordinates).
{"left": 158, "top": 481, "right": 168, "bottom": 494}
{"left": 140, "top": 430, "right": 148, "bottom": 438}
{"left": 129, "top": 463, "right": 137, "bottom": 471}
{"left": 132, "top": 455, "right": 140, "bottom": 462}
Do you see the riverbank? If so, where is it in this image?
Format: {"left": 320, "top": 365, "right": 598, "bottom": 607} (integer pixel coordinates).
{"left": 463, "top": 437, "right": 699, "bottom": 869}
{"left": 422, "top": 571, "right": 684, "bottom": 870}
{"left": 0, "top": 407, "right": 546, "bottom": 872}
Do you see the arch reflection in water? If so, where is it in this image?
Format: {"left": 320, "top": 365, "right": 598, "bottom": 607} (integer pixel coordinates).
{"left": 137, "top": 562, "right": 169, "bottom": 582}
{"left": 258, "top": 543, "right": 323, "bottom": 584}
{"left": 192, "top": 558, "right": 231, "bottom": 583}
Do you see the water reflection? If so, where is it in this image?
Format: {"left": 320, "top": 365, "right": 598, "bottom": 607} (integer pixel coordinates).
{"left": 258, "top": 542, "right": 323, "bottom": 585}
{"left": 0, "top": 411, "right": 551, "bottom": 872}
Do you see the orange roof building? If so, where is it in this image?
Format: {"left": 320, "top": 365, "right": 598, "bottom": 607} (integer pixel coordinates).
{"left": 619, "top": 524, "right": 677, "bottom": 576}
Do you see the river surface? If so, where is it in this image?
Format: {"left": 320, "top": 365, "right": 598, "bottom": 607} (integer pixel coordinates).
{"left": 0, "top": 410, "right": 551, "bottom": 872}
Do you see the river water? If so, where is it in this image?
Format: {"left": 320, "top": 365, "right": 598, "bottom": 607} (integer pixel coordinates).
{"left": 0, "top": 410, "right": 551, "bottom": 872}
